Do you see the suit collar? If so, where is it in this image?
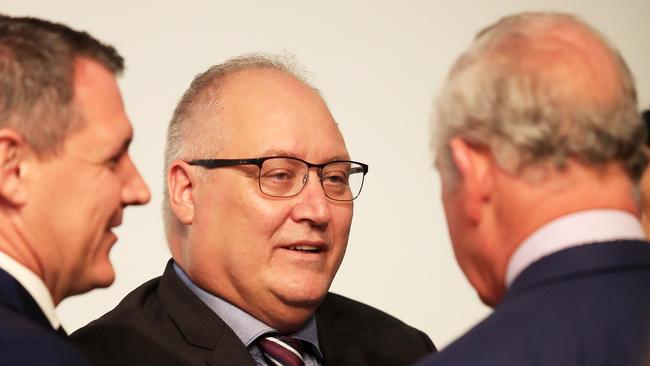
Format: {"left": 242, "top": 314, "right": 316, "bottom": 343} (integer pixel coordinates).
{"left": 506, "top": 210, "right": 644, "bottom": 287}
{"left": 505, "top": 240, "right": 650, "bottom": 303}
{"left": 0, "top": 250, "right": 59, "bottom": 328}
{"left": 157, "top": 260, "right": 256, "bottom": 365}
{"left": 0, "top": 266, "right": 52, "bottom": 331}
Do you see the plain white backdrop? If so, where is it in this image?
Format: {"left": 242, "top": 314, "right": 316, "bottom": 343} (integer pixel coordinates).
{"left": 4, "top": 0, "right": 650, "bottom": 348}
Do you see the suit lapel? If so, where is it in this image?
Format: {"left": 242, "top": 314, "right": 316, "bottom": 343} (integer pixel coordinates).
{"left": 157, "top": 260, "right": 256, "bottom": 366}
{"left": 204, "top": 335, "right": 257, "bottom": 366}
{"left": 316, "top": 294, "right": 368, "bottom": 366}
{"left": 320, "top": 345, "right": 368, "bottom": 366}
{"left": 0, "top": 267, "right": 52, "bottom": 330}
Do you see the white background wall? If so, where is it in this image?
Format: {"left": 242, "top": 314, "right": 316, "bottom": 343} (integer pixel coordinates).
{"left": 4, "top": 0, "right": 650, "bottom": 348}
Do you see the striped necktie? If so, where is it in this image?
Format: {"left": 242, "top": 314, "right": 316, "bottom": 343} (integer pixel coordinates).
{"left": 257, "top": 335, "right": 305, "bottom": 366}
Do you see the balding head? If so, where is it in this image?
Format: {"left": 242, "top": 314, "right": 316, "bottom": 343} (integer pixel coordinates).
{"left": 433, "top": 12, "right": 643, "bottom": 184}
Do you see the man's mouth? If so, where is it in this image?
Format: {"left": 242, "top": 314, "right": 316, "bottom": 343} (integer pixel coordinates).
{"left": 281, "top": 240, "right": 328, "bottom": 254}
{"left": 286, "top": 245, "right": 323, "bottom": 253}
{"left": 108, "top": 210, "right": 124, "bottom": 230}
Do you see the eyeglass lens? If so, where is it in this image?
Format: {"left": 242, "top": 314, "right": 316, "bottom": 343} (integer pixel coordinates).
{"left": 259, "top": 158, "right": 364, "bottom": 201}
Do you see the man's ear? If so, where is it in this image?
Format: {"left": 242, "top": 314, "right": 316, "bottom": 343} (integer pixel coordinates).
{"left": 167, "top": 161, "right": 197, "bottom": 225}
{"left": 0, "top": 128, "right": 28, "bottom": 206}
{"left": 448, "top": 137, "right": 494, "bottom": 223}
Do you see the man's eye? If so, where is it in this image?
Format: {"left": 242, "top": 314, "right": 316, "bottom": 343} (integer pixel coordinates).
{"left": 323, "top": 172, "right": 348, "bottom": 185}
{"left": 263, "top": 169, "right": 294, "bottom": 182}
{"left": 106, "top": 155, "right": 121, "bottom": 168}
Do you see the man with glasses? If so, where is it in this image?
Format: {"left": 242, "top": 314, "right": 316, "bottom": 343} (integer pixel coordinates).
{"left": 73, "top": 54, "right": 435, "bottom": 365}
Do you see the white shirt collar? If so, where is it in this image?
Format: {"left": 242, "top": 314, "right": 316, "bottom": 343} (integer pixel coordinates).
{"left": 0, "top": 251, "right": 60, "bottom": 329}
{"left": 505, "top": 209, "right": 645, "bottom": 287}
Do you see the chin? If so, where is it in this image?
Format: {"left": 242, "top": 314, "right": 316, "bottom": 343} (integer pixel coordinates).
{"left": 274, "top": 279, "right": 329, "bottom": 310}
{"left": 267, "top": 299, "right": 321, "bottom": 334}
{"left": 478, "top": 292, "right": 497, "bottom": 307}
{"left": 476, "top": 284, "right": 505, "bottom": 308}
{"left": 75, "top": 263, "right": 116, "bottom": 295}
{"left": 278, "top": 289, "right": 326, "bottom": 308}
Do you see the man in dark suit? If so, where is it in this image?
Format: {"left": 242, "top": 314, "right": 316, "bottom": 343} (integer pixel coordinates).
{"left": 0, "top": 15, "right": 151, "bottom": 365}
{"left": 417, "top": 12, "right": 650, "bottom": 366}
{"left": 72, "top": 54, "right": 436, "bottom": 365}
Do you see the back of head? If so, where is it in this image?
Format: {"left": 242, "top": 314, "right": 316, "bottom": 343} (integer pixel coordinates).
{"left": 433, "top": 12, "right": 645, "bottom": 307}
{"left": 0, "top": 14, "right": 123, "bottom": 156}
{"left": 433, "top": 12, "right": 644, "bottom": 183}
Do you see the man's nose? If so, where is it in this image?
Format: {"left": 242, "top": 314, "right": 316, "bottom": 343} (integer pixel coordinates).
{"left": 121, "top": 155, "right": 151, "bottom": 206}
{"left": 290, "top": 170, "right": 331, "bottom": 226}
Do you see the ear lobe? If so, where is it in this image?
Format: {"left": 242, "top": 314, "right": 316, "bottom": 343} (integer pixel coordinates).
{"left": 0, "top": 129, "right": 28, "bottom": 206}
{"left": 448, "top": 137, "right": 494, "bottom": 223}
{"left": 168, "top": 161, "right": 196, "bottom": 225}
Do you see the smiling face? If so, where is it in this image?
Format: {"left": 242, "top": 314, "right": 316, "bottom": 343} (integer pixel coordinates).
{"left": 180, "top": 68, "right": 353, "bottom": 332}
{"left": 23, "top": 58, "right": 151, "bottom": 303}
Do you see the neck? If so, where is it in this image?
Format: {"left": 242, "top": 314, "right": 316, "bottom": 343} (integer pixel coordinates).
{"left": 0, "top": 208, "right": 61, "bottom": 304}
{"left": 505, "top": 161, "right": 637, "bottom": 246}
{"left": 477, "top": 160, "right": 636, "bottom": 305}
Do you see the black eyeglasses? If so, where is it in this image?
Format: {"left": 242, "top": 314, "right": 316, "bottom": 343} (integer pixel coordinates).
{"left": 187, "top": 156, "right": 368, "bottom": 201}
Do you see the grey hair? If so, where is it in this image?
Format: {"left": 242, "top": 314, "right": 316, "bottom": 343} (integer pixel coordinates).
{"left": 0, "top": 14, "right": 123, "bottom": 156}
{"left": 162, "top": 53, "right": 315, "bottom": 239}
{"left": 433, "top": 12, "right": 644, "bottom": 185}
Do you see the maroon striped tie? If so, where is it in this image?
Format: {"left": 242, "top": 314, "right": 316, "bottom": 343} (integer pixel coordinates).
{"left": 257, "top": 335, "right": 305, "bottom": 366}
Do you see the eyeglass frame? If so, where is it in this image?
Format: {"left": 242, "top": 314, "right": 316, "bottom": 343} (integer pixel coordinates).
{"left": 186, "top": 156, "right": 369, "bottom": 201}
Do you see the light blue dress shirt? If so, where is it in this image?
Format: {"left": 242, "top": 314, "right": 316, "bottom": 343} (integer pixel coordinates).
{"left": 173, "top": 263, "right": 323, "bottom": 365}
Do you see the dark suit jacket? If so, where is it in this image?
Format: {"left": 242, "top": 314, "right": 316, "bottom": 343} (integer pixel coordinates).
{"left": 0, "top": 267, "right": 91, "bottom": 365}
{"left": 72, "top": 260, "right": 436, "bottom": 365}
{"left": 417, "top": 241, "right": 650, "bottom": 366}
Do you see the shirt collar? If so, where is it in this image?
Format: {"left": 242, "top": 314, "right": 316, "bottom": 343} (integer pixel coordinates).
{"left": 173, "top": 262, "right": 321, "bottom": 354}
{"left": 505, "top": 209, "right": 645, "bottom": 287}
{"left": 0, "top": 251, "right": 60, "bottom": 329}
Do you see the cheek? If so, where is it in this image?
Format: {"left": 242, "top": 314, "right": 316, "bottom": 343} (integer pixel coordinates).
{"left": 327, "top": 205, "right": 353, "bottom": 269}
{"left": 81, "top": 168, "right": 123, "bottom": 204}
{"left": 331, "top": 205, "right": 353, "bottom": 239}
{"left": 441, "top": 192, "right": 458, "bottom": 236}
{"left": 441, "top": 193, "right": 469, "bottom": 264}
{"left": 86, "top": 177, "right": 123, "bottom": 226}
{"left": 247, "top": 198, "right": 295, "bottom": 238}
{"left": 68, "top": 174, "right": 122, "bottom": 232}
{"left": 197, "top": 190, "right": 293, "bottom": 266}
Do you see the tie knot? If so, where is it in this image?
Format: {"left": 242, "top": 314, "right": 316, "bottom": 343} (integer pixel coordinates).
{"left": 257, "top": 335, "right": 305, "bottom": 366}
